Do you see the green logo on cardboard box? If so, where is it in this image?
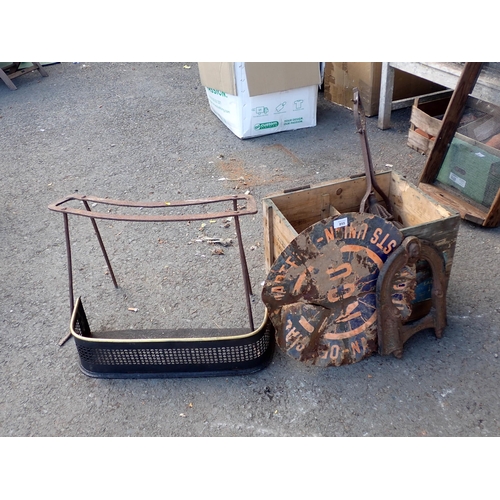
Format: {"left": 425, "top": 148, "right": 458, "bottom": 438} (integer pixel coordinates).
{"left": 254, "top": 121, "right": 279, "bottom": 131}
{"left": 207, "top": 87, "right": 227, "bottom": 97}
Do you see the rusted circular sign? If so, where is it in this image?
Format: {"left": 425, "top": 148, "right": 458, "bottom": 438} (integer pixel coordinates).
{"left": 261, "top": 212, "right": 404, "bottom": 366}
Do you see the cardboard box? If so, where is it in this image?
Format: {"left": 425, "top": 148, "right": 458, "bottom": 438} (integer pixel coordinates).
{"left": 323, "top": 62, "right": 446, "bottom": 117}
{"left": 198, "top": 62, "right": 321, "bottom": 139}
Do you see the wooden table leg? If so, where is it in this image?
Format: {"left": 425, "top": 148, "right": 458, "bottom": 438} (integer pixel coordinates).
{"left": 33, "top": 62, "right": 49, "bottom": 77}
{"left": 378, "top": 62, "right": 395, "bottom": 130}
{"left": 0, "top": 67, "right": 18, "bottom": 90}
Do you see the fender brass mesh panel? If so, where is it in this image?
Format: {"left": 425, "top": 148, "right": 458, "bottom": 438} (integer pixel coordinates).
{"left": 71, "top": 298, "right": 274, "bottom": 378}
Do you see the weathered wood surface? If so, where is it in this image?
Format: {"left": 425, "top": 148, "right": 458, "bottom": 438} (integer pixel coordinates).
{"left": 418, "top": 130, "right": 500, "bottom": 227}
{"left": 408, "top": 129, "right": 435, "bottom": 155}
{"left": 420, "top": 63, "right": 484, "bottom": 185}
{"left": 263, "top": 171, "right": 458, "bottom": 266}
{"left": 418, "top": 182, "right": 487, "bottom": 226}
{"left": 379, "top": 62, "right": 500, "bottom": 130}
{"left": 411, "top": 105, "right": 443, "bottom": 137}
{"left": 485, "top": 188, "right": 500, "bottom": 227}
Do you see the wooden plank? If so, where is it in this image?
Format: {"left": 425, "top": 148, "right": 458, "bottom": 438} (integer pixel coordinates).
{"left": 401, "top": 214, "right": 460, "bottom": 280}
{"left": 33, "top": 62, "right": 49, "bottom": 78}
{"left": 408, "top": 128, "right": 433, "bottom": 155}
{"left": 0, "top": 62, "right": 49, "bottom": 90}
{"left": 263, "top": 201, "right": 274, "bottom": 271}
{"left": 454, "top": 131, "right": 500, "bottom": 158}
{"left": 378, "top": 63, "right": 395, "bottom": 129}
{"left": 419, "top": 62, "right": 484, "bottom": 185}
{"left": 418, "top": 182, "right": 487, "bottom": 224}
{"left": 411, "top": 105, "right": 443, "bottom": 137}
{"left": 393, "top": 62, "right": 500, "bottom": 104}
{"left": 0, "top": 67, "right": 17, "bottom": 90}
{"left": 321, "top": 193, "right": 330, "bottom": 219}
{"left": 262, "top": 199, "right": 298, "bottom": 271}
{"left": 266, "top": 171, "right": 456, "bottom": 231}
{"left": 484, "top": 187, "right": 500, "bottom": 227}
{"left": 389, "top": 171, "right": 453, "bottom": 227}
{"left": 390, "top": 62, "right": 464, "bottom": 90}
{"left": 391, "top": 89, "right": 453, "bottom": 111}
{"left": 458, "top": 115, "right": 500, "bottom": 142}
{"left": 268, "top": 174, "right": 392, "bottom": 220}
{"left": 329, "top": 205, "right": 341, "bottom": 217}
{"left": 263, "top": 171, "right": 458, "bottom": 269}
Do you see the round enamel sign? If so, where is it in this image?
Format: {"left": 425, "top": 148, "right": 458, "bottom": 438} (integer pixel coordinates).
{"left": 261, "top": 212, "right": 404, "bottom": 366}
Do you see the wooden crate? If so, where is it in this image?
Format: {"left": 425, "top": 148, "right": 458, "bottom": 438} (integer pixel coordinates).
{"left": 408, "top": 96, "right": 449, "bottom": 155}
{"left": 263, "top": 170, "right": 460, "bottom": 319}
{"left": 412, "top": 96, "right": 500, "bottom": 227}
{"left": 408, "top": 95, "right": 500, "bottom": 155}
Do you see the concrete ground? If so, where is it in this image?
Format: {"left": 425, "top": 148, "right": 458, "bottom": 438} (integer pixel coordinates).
{"left": 1, "top": 62, "right": 500, "bottom": 442}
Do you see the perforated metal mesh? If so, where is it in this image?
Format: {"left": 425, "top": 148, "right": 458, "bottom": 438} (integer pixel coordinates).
{"left": 76, "top": 337, "right": 271, "bottom": 366}
{"left": 71, "top": 299, "right": 274, "bottom": 377}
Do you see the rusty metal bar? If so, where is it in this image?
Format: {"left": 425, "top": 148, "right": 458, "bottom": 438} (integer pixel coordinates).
{"left": 48, "top": 194, "right": 257, "bottom": 222}
{"left": 51, "top": 193, "right": 258, "bottom": 338}
{"left": 60, "top": 212, "right": 74, "bottom": 346}
{"left": 353, "top": 87, "right": 395, "bottom": 217}
{"left": 233, "top": 198, "right": 254, "bottom": 331}
{"left": 82, "top": 200, "right": 119, "bottom": 289}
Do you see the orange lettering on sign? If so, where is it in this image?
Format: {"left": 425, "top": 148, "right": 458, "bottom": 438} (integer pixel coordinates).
{"left": 327, "top": 282, "right": 356, "bottom": 303}
{"left": 325, "top": 226, "right": 335, "bottom": 243}
{"left": 384, "top": 239, "right": 397, "bottom": 255}
{"left": 298, "top": 316, "right": 315, "bottom": 334}
{"left": 329, "top": 344, "right": 340, "bottom": 360}
{"left": 370, "top": 227, "right": 383, "bottom": 244}
{"left": 357, "top": 223, "right": 368, "bottom": 240}
{"left": 344, "top": 225, "right": 356, "bottom": 239}
{"left": 350, "top": 340, "right": 362, "bottom": 355}
{"left": 285, "top": 322, "right": 301, "bottom": 342}
{"left": 327, "top": 262, "right": 352, "bottom": 281}
{"left": 334, "top": 301, "right": 361, "bottom": 323}
{"left": 376, "top": 233, "right": 389, "bottom": 252}
{"left": 285, "top": 324, "right": 306, "bottom": 352}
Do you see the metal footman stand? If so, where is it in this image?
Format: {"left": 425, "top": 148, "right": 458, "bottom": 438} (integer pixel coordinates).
{"left": 49, "top": 194, "right": 274, "bottom": 378}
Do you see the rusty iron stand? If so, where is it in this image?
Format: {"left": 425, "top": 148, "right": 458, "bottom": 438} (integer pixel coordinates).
{"left": 49, "top": 194, "right": 274, "bottom": 378}
{"left": 376, "top": 236, "right": 447, "bottom": 358}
